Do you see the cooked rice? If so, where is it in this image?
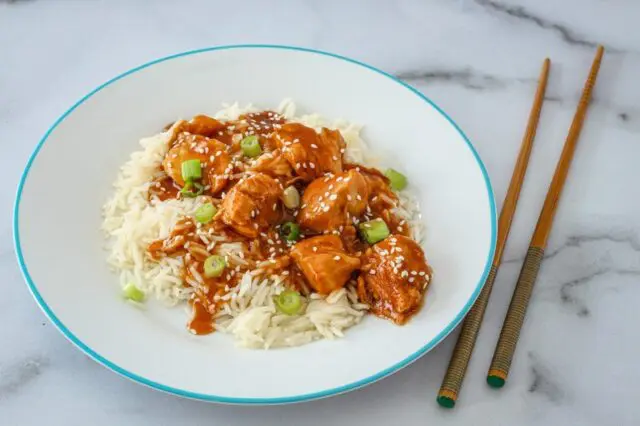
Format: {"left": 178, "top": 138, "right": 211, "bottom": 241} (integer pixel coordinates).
{"left": 102, "top": 100, "right": 423, "bottom": 348}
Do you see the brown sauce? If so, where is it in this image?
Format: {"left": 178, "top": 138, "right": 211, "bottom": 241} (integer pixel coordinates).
{"left": 146, "top": 110, "right": 424, "bottom": 334}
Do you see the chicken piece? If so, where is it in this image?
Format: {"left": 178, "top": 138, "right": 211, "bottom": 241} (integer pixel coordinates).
{"left": 249, "top": 149, "right": 294, "bottom": 179}
{"left": 162, "top": 133, "right": 231, "bottom": 194}
{"left": 357, "top": 235, "right": 431, "bottom": 325}
{"left": 346, "top": 164, "right": 398, "bottom": 208}
{"left": 218, "top": 173, "right": 283, "bottom": 238}
{"left": 167, "top": 116, "right": 227, "bottom": 146}
{"left": 275, "top": 123, "right": 344, "bottom": 181}
{"left": 297, "top": 169, "right": 369, "bottom": 232}
{"left": 290, "top": 235, "right": 360, "bottom": 294}
{"left": 184, "top": 115, "right": 227, "bottom": 138}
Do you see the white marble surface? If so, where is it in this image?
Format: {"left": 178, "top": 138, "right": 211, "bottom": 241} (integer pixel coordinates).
{"left": 2, "top": 0, "right": 639, "bottom": 424}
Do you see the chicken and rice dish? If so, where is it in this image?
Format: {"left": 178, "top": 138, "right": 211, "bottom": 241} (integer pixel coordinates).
{"left": 103, "top": 101, "right": 431, "bottom": 349}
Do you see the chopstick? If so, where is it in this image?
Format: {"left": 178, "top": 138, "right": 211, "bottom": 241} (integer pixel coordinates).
{"left": 436, "top": 59, "right": 550, "bottom": 408}
{"left": 487, "top": 45, "right": 605, "bottom": 388}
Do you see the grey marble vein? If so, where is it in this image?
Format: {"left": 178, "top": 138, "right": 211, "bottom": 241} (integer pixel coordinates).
{"left": 0, "top": 0, "right": 34, "bottom": 4}
{"left": 504, "top": 232, "right": 640, "bottom": 265}
{"left": 396, "top": 68, "right": 508, "bottom": 90}
{"left": 559, "top": 268, "right": 640, "bottom": 316}
{"left": 527, "top": 352, "right": 564, "bottom": 403}
{"left": 474, "top": 0, "right": 603, "bottom": 50}
{"left": 0, "top": 356, "right": 49, "bottom": 400}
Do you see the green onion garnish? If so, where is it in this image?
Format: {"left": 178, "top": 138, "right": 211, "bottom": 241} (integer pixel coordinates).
{"left": 123, "top": 283, "right": 145, "bottom": 302}
{"left": 280, "top": 222, "right": 300, "bottom": 242}
{"left": 181, "top": 159, "right": 202, "bottom": 182}
{"left": 204, "top": 255, "right": 226, "bottom": 278}
{"left": 240, "top": 135, "right": 262, "bottom": 158}
{"left": 358, "top": 218, "right": 390, "bottom": 244}
{"left": 195, "top": 203, "right": 217, "bottom": 224}
{"left": 180, "top": 181, "right": 205, "bottom": 198}
{"left": 274, "top": 290, "right": 303, "bottom": 315}
{"left": 385, "top": 168, "right": 408, "bottom": 191}
{"left": 282, "top": 186, "right": 300, "bottom": 209}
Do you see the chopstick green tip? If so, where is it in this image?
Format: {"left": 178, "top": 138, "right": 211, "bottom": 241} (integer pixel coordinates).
{"left": 487, "top": 375, "right": 505, "bottom": 388}
{"left": 437, "top": 395, "right": 455, "bottom": 408}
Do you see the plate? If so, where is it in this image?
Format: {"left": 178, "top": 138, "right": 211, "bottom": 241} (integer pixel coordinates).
{"left": 14, "top": 45, "right": 496, "bottom": 404}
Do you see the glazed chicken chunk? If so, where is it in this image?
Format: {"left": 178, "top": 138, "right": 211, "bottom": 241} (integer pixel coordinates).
{"left": 249, "top": 149, "right": 294, "bottom": 180}
{"left": 357, "top": 235, "right": 431, "bottom": 324}
{"left": 274, "top": 123, "right": 345, "bottom": 181}
{"left": 297, "top": 169, "right": 370, "bottom": 232}
{"left": 218, "top": 173, "right": 283, "bottom": 238}
{"left": 167, "top": 115, "right": 227, "bottom": 145}
{"left": 290, "top": 235, "right": 360, "bottom": 294}
{"left": 162, "top": 133, "right": 231, "bottom": 194}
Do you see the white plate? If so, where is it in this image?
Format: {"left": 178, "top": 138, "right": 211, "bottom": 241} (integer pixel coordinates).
{"left": 14, "top": 45, "right": 496, "bottom": 404}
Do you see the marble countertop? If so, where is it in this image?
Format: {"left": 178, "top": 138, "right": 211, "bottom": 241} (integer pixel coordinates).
{"left": 2, "top": 0, "right": 639, "bottom": 424}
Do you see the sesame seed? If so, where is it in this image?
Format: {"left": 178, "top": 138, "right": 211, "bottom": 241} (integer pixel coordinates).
{"left": 311, "top": 143, "right": 318, "bottom": 149}
{"left": 411, "top": 271, "right": 417, "bottom": 276}
{"left": 334, "top": 256, "right": 340, "bottom": 261}
{"left": 369, "top": 269, "right": 376, "bottom": 275}
{"left": 329, "top": 194, "right": 337, "bottom": 201}
{"left": 397, "top": 226, "right": 404, "bottom": 232}
{"left": 419, "top": 271, "right": 426, "bottom": 276}
{"left": 401, "top": 271, "right": 409, "bottom": 278}
{"left": 409, "top": 277, "right": 415, "bottom": 283}
{"left": 312, "top": 246, "right": 318, "bottom": 252}
{"left": 332, "top": 156, "right": 338, "bottom": 161}
{"left": 309, "top": 163, "right": 315, "bottom": 169}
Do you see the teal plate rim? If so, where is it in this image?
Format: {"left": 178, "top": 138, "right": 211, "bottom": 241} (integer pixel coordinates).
{"left": 13, "top": 44, "right": 497, "bottom": 405}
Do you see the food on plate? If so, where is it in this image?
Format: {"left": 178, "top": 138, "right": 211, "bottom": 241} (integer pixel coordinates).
{"left": 102, "top": 100, "right": 430, "bottom": 348}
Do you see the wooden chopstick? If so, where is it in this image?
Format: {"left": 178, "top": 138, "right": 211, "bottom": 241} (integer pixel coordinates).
{"left": 487, "top": 45, "right": 605, "bottom": 388}
{"left": 436, "top": 59, "right": 550, "bottom": 408}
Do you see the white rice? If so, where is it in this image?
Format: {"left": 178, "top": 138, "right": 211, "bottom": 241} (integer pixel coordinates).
{"left": 216, "top": 273, "right": 367, "bottom": 349}
{"left": 102, "top": 100, "right": 423, "bottom": 349}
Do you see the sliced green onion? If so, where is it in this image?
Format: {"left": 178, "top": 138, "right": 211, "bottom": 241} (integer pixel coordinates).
{"left": 282, "top": 186, "right": 300, "bottom": 209}
{"left": 274, "top": 290, "right": 303, "bottom": 315}
{"left": 240, "top": 135, "right": 262, "bottom": 158}
{"left": 180, "top": 181, "right": 205, "bottom": 198}
{"left": 195, "top": 203, "right": 217, "bottom": 223}
{"left": 385, "top": 168, "right": 408, "bottom": 191}
{"left": 181, "top": 159, "right": 202, "bottom": 182}
{"left": 280, "top": 222, "right": 300, "bottom": 242}
{"left": 204, "top": 255, "right": 226, "bottom": 278}
{"left": 123, "top": 283, "right": 145, "bottom": 302}
{"left": 359, "top": 218, "right": 390, "bottom": 244}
